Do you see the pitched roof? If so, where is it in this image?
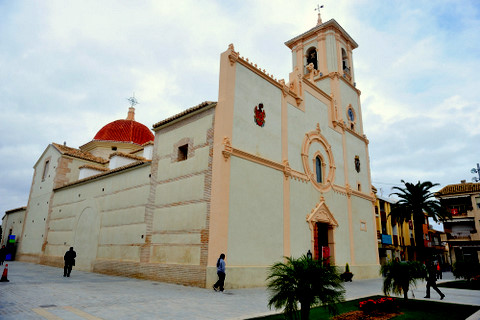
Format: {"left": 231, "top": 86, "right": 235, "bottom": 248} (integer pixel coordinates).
{"left": 436, "top": 182, "right": 480, "bottom": 196}
{"left": 152, "top": 101, "right": 216, "bottom": 129}
{"left": 5, "top": 206, "right": 27, "bottom": 214}
{"left": 55, "top": 161, "right": 150, "bottom": 190}
{"left": 109, "top": 151, "right": 147, "bottom": 161}
{"left": 52, "top": 143, "right": 108, "bottom": 164}
{"left": 284, "top": 19, "right": 358, "bottom": 49}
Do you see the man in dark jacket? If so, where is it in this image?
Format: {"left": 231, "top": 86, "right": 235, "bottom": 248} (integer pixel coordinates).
{"left": 0, "top": 245, "right": 6, "bottom": 265}
{"left": 64, "top": 247, "right": 76, "bottom": 277}
{"left": 424, "top": 261, "right": 445, "bottom": 300}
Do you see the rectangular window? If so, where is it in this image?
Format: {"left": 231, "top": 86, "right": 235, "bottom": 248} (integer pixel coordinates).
{"left": 379, "top": 201, "right": 385, "bottom": 212}
{"left": 42, "top": 160, "right": 50, "bottom": 180}
{"left": 178, "top": 144, "right": 188, "bottom": 161}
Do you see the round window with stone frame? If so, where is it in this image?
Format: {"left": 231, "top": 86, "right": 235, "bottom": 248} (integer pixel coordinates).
{"left": 301, "top": 126, "right": 336, "bottom": 192}
{"left": 347, "top": 107, "right": 355, "bottom": 122}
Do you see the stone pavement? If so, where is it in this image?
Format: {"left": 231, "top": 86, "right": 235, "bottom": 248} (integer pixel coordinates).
{"left": 0, "top": 262, "right": 479, "bottom": 320}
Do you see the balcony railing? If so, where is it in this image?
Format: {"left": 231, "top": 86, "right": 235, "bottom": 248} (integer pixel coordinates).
{"left": 447, "top": 233, "right": 472, "bottom": 240}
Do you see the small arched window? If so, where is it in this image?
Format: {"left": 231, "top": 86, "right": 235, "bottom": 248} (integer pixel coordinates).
{"left": 341, "top": 48, "right": 349, "bottom": 74}
{"left": 306, "top": 47, "right": 318, "bottom": 70}
{"left": 315, "top": 156, "right": 323, "bottom": 183}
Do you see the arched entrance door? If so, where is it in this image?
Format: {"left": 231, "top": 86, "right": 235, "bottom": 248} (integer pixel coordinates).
{"left": 307, "top": 199, "right": 338, "bottom": 263}
{"left": 73, "top": 207, "right": 99, "bottom": 271}
{"left": 314, "top": 222, "right": 331, "bottom": 261}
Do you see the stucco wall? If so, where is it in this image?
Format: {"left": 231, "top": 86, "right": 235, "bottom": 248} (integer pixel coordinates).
{"left": 20, "top": 146, "right": 60, "bottom": 255}
{"left": 227, "top": 157, "right": 284, "bottom": 266}
{"left": 1, "top": 209, "right": 26, "bottom": 248}
{"left": 46, "top": 165, "right": 151, "bottom": 270}
{"left": 345, "top": 134, "right": 370, "bottom": 191}
{"left": 232, "top": 64, "right": 282, "bottom": 162}
{"left": 151, "top": 107, "right": 214, "bottom": 269}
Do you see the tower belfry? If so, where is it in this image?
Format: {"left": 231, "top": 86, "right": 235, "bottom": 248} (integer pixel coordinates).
{"left": 285, "top": 18, "right": 358, "bottom": 84}
{"left": 284, "top": 17, "right": 363, "bottom": 135}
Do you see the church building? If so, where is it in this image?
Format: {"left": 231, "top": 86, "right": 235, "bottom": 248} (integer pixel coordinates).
{"left": 6, "top": 17, "right": 380, "bottom": 288}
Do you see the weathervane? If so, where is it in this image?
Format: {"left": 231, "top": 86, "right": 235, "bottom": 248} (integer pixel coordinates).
{"left": 127, "top": 93, "right": 139, "bottom": 108}
{"left": 471, "top": 163, "right": 480, "bottom": 182}
{"left": 315, "top": 4, "right": 324, "bottom": 25}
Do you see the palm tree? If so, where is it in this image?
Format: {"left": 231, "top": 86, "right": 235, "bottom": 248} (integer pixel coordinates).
{"left": 389, "top": 180, "right": 450, "bottom": 262}
{"left": 266, "top": 255, "right": 345, "bottom": 320}
{"left": 381, "top": 260, "right": 426, "bottom": 301}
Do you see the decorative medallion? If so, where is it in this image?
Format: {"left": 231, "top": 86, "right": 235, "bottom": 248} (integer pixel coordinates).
{"left": 355, "top": 156, "right": 361, "bottom": 173}
{"left": 254, "top": 103, "right": 266, "bottom": 127}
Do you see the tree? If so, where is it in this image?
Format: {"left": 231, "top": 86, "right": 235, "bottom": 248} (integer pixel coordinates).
{"left": 389, "top": 180, "right": 450, "bottom": 262}
{"left": 266, "top": 255, "right": 345, "bottom": 320}
{"left": 381, "top": 260, "right": 426, "bottom": 301}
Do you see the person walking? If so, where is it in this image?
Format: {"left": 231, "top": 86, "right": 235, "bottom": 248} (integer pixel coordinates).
{"left": 213, "top": 253, "right": 226, "bottom": 292}
{"left": 436, "top": 262, "right": 442, "bottom": 280}
{"left": 63, "top": 247, "right": 76, "bottom": 277}
{"left": 424, "top": 261, "right": 445, "bottom": 300}
{"left": 0, "top": 245, "right": 6, "bottom": 265}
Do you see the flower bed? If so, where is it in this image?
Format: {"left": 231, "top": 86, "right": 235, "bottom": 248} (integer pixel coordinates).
{"left": 359, "top": 297, "right": 398, "bottom": 314}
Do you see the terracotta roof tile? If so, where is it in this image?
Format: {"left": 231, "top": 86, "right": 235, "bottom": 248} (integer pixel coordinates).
{"left": 5, "top": 206, "right": 27, "bottom": 214}
{"left": 94, "top": 119, "right": 154, "bottom": 145}
{"left": 79, "top": 164, "right": 109, "bottom": 171}
{"left": 152, "top": 101, "right": 216, "bottom": 129}
{"left": 52, "top": 143, "right": 108, "bottom": 164}
{"left": 437, "top": 182, "right": 480, "bottom": 195}
{"left": 109, "top": 151, "right": 147, "bottom": 161}
{"left": 55, "top": 161, "right": 150, "bottom": 190}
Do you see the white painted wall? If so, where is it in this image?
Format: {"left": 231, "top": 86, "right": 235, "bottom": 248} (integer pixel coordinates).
{"left": 232, "top": 64, "right": 282, "bottom": 162}
{"left": 227, "top": 157, "right": 284, "bottom": 266}
{"left": 20, "top": 146, "right": 60, "bottom": 254}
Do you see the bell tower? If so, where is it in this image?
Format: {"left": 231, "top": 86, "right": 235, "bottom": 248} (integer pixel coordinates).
{"left": 284, "top": 16, "right": 362, "bottom": 134}
{"left": 285, "top": 18, "right": 358, "bottom": 84}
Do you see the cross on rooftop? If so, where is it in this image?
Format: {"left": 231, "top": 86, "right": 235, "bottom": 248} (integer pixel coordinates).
{"left": 127, "top": 93, "right": 139, "bottom": 107}
{"left": 315, "top": 4, "right": 324, "bottom": 25}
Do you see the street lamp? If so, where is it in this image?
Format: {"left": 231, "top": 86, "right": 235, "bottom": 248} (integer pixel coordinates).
{"left": 471, "top": 163, "right": 480, "bottom": 182}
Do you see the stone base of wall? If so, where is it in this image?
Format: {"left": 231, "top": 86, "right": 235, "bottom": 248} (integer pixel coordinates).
{"left": 93, "top": 259, "right": 207, "bottom": 288}
{"left": 40, "top": 255, "right": 64, "bottom": 268}
{"left": 349, "top": 263, "right": 380, "bottom": 280}
{"left": 16, "top": 253, "right": 42, "bottom": 264}
{"left": 206, "top": 265, "right": 270, "bottom": 289}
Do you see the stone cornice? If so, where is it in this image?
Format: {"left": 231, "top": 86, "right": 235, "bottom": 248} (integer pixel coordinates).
{"left": 222, "top": 137, "right": 308, "bottom": 183}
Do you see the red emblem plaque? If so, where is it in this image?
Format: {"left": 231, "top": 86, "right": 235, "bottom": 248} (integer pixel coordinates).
{"left": 254, "top": 103, "right": 266, "bottom": 127}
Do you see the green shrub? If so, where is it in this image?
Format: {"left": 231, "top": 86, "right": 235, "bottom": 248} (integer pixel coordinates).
{"left": 453, "top": 260, "right": 480, "bottom": 281}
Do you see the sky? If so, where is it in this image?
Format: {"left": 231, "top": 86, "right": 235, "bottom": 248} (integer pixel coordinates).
{"left": 1, "top": 0, "right": 479, "bottom": 222}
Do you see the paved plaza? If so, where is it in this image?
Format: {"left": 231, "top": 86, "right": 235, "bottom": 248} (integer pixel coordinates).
{"left": 0, "top": 261, "right": 479, "bottom": 319}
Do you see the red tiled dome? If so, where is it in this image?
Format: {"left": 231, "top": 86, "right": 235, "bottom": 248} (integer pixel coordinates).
{"left": 94, "top": 119, "right": 154, "bottom": 145}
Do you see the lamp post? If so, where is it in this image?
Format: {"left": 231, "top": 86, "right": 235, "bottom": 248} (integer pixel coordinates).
{"left": 471, "top": 163, "right": 480, "bottom": 182}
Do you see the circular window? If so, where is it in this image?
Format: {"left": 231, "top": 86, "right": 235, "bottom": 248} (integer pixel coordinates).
{"left": 301, "top": 126, "right": 335, "bottom": 192}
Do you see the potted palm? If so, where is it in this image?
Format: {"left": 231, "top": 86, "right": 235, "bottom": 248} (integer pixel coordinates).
{"left": 266, "top": 255, "right": 345, "bottom": 320}
{"left": 341, "top": 263, "right": 354, "bottom": 282}
{"left": 381, "top": 260, "right": 426, "bottom": 301}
